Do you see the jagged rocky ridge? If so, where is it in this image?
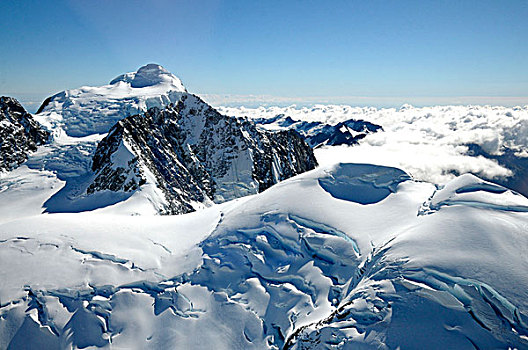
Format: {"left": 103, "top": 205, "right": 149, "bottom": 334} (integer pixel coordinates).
{"left": 253, "top": 114, "right": 382, "bottom": 148}
{"left": 88, "top": 94, "right": 318, "bottom": 214}
{"left": 0, "top": 97, "right": 49, "bottom": 171}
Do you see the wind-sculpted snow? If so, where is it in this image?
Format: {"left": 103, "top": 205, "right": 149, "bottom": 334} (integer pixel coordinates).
{"left": 109, "top": 63, "right": 187, "bottom": 90}
{"left": 220, "top": 104, "right": 528, "bottom": 196}
{"left": 2, "top": 163, "right": 528, "bottom": 349}
{"left": 419, "top": 174, "right": 528, "bottom": 214}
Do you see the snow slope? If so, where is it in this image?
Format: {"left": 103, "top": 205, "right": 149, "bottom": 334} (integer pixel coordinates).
{"left": 1, "top": 163, "right": 528, "bottom": 349}
{"left": 220, "top": 104, "right": 528, "bottom": 195}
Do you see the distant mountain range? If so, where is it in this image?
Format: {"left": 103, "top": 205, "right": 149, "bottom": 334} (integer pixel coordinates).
{"left": 253, "top": 113, "right": 383, "bottom": 148}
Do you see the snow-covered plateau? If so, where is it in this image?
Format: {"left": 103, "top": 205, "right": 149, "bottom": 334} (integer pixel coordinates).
{"left": 2, "top": 163, "right": 528, "bottom": 349}
{"left": 1, "top": 65, "right": 528, "bottom": 349}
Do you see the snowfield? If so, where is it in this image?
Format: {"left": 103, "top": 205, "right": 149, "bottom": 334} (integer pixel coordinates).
{"left": 2, "top": 163, "right": 528, "bottom": 349}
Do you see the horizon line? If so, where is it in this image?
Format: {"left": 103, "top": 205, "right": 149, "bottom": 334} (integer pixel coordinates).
{"left": 4, "top": 92, "right": 528, "bottom": 113}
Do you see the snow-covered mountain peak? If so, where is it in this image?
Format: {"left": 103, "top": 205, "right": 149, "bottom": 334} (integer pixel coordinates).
{"left": 35, "top": 64, "right": 188, "bottom": 137}
{"left": 85, "top": 94, "right": 317, "bottom": 215}
{"left": 109, "top": 63, "right": 186, "bottom": 91}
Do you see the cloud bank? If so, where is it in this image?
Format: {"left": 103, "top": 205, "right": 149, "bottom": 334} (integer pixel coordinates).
{"left": 201, "top": 94, "right": 528, "bottom": 109}
{"left": 219, "top": 104, "right": 528, "bottom": 185}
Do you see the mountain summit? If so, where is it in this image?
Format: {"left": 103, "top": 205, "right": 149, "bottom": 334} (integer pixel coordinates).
{"left": 35, "top": 64, "right": 188, "bottom": 137}
{"left": 109, "top": 63, "right": 187, "bottom": 91}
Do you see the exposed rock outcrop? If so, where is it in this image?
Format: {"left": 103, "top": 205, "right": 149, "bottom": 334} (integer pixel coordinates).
{"left": 0, "top": 96, "right": 50, "bottom": 171}
{"left": 254, "top": 114, "right": 382, "bottom": 148}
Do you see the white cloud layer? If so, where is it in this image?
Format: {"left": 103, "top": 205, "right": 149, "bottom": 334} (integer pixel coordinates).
{"left": 219, "top": 104, "right": 528, "bottom": 184}
{"left": 201, "top": 94, "right": 528, "bottom": 108}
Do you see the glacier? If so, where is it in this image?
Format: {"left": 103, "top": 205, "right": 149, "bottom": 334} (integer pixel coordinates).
{"left": 1, "top": 163, "right": 528, "bottom": 349}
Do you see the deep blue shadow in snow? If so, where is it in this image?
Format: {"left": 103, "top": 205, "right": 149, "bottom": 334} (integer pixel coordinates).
{"left": 318, "top": 163, "right": 411, "bottom": 204}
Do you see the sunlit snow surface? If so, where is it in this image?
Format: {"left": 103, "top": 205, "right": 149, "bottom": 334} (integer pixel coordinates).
{"left": 36, "top": 63, "right": 186, "bottom": 138}
{"left": 2, "top": 163, "right": 528, "bottom": 349}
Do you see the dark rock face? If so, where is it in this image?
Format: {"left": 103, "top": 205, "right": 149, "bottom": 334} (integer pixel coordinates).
{"left": 89, "top": 94, "right": 318, "bottom": 214}
{"left": 466, "top": 143, "right": 528, "bottom": 197}
{"left": 0, "top": 96, "right": 50, "bottom": 171}
{"left": 254, "top": 115, "right": 383, "bottom": 148}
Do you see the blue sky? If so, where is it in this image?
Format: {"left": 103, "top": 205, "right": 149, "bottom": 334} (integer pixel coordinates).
{"left": 1, "top": 0, "right": 527, "bottom": 110}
